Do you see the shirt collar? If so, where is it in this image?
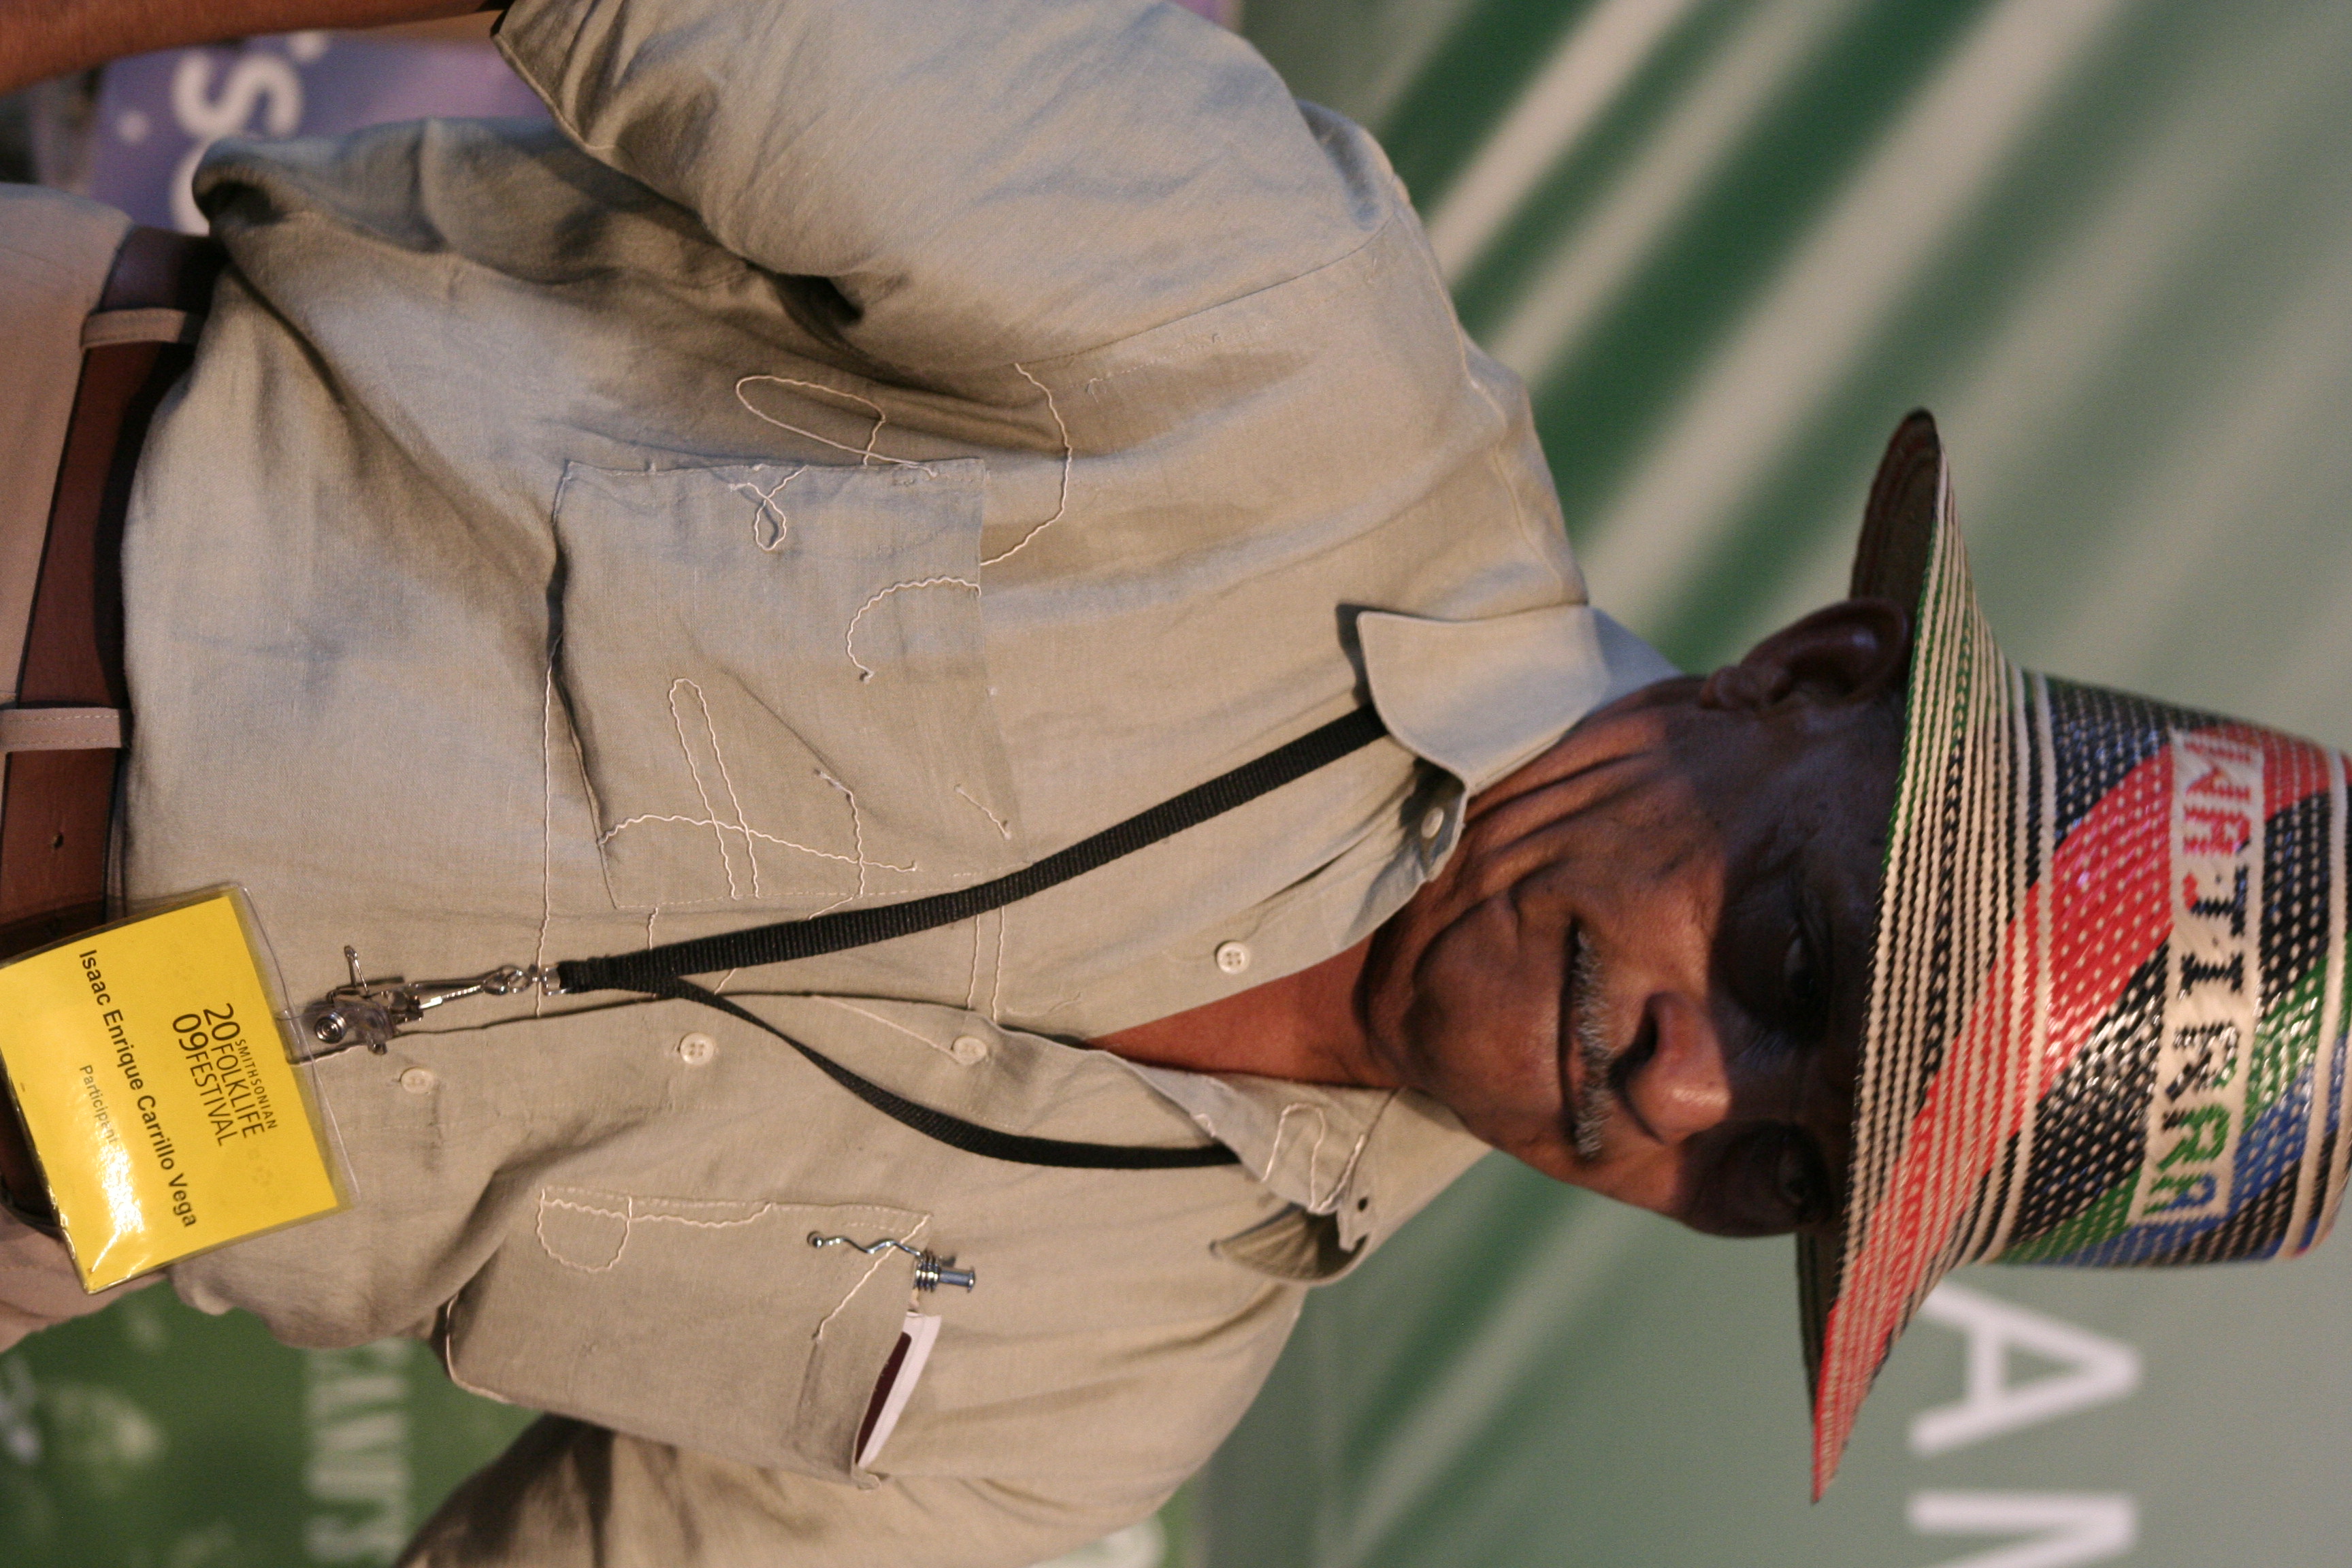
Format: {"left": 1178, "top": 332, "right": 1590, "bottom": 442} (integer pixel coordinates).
{"left": 1357, "top": 604, "right": 1682, "bottom": 794}
{"left": 1116, "top": 1061, "right": 1490, "bottom": 1276}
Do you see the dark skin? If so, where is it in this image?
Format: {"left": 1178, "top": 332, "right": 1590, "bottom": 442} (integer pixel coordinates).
{"left": 1101, "top": 598, "right": 1908, "bottom": 1240}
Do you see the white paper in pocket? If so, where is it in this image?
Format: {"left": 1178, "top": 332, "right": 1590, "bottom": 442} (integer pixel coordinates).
{"left": 857, "top": 1311, "right": 942, "bottom": 1469}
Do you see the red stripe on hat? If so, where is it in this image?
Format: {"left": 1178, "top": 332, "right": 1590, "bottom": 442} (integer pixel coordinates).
{"left": 1813, "top": 745, "right": 2169, "bottom": 1490}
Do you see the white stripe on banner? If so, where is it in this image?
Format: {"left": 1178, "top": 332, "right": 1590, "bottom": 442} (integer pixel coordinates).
{"left": 1485, "top": 0, "right": 1859, "bottom": 380}
{"left": 2038, "top": 231, "right": 2352, "bottom": 685}
{"left": 1907, "top": 1489, "right": 2135, "bottom": 1568}
{"left": 1575, "top": 0, "right": 2125, "bottom": 632}
{"left": 1333, "top": 1203, "right": 1654, "bottom": 1561}
{"left": 1735, "top": 5, "right": 2351, "bottom": 651}
{"left": 1424, "top": 0, "right": 1703, "bottom": 282}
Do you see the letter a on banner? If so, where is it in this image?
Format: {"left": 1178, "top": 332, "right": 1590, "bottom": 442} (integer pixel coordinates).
{"left": 1908, "top": 1491, "right": 2135, "bottom": 1568}
{"left": 1908, "top": 1284, "right": 2140, "bottom": 1456}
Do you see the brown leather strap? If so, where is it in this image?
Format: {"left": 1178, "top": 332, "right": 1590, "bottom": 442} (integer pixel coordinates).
{"left": 1, "top": 348, "right": 152, "bottom": 951}
{"left": 0, "top": 227, "right": 220, "bottom": 957}
{"left": 0, "top": 227, "right": 221, "bottom": 1230}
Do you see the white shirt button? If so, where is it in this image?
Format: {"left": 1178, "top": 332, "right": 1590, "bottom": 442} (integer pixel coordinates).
{"left": 1419, "top": 806, "right": 1448, "bottom": 840}
{"left": 1215, "top": 941, "right": 1251, "bottom": 976}
{"left": 676, "top": 1032, "right": 718, "bottom": 1066}
{"left": 948, "top": 1034, "right": 990, "bottom": 1065}
{"left": 398, "top": 1066, "right": 438, "bottom": 1095}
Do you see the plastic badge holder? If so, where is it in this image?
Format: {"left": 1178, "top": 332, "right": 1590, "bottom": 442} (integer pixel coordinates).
{"left": 0, "top": 887, "right": 346, "bottom": 1290}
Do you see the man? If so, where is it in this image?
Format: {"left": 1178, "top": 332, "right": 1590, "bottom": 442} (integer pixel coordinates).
{"left": 1, "top": 1, "right": 2345, "bottom": 1563}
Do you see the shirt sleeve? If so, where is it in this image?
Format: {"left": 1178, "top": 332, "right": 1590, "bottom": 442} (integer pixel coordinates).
{"left": 399, "top": 1415, "right": 1171, "bottom": 1568}
{"left": 493, "top": 0, "right": 1388, "bottom": 373}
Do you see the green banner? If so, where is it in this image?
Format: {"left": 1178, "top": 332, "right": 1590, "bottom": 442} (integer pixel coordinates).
{"left": 1205, "top": 2, "right": 2352, "bottom": 1565}
{"left": 1, "top": 1294, "right": 532, "bottom": 1565}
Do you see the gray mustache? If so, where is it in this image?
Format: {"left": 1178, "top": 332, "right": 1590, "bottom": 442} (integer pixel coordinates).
{"left": 1570, "top": 938, "right": 1615, "bottom": 1162}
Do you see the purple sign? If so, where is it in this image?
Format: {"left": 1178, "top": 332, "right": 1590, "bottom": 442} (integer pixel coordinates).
{"left": 88, "top": 32, "right": 549, "bottom": 232}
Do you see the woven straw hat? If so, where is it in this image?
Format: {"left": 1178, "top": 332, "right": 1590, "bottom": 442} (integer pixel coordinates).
{"left": 1799, "top": 411, "right": 2352, "bottom": 1494}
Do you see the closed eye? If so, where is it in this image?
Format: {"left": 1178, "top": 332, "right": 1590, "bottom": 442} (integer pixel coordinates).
{"left": 1780, "top": 882, "right": 1833, "bottom": 1041}
{"left": 1696, "top": 1123, "right": 1838, "bottom": 1237}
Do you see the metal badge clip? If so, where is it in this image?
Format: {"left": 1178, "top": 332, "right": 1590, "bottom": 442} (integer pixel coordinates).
{"left": 808, "top": 1232, "right": 977, "bottom": 1292}
{"left": 298, "top": 947, "right": 558, "bottom": 1056}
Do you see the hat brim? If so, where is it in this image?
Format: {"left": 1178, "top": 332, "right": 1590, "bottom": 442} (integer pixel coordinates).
{"left": 1848, "top": 410, "right": 1947, "bottom": 610}
{"left": 1795, "top": 409, "right": 1945, "bottom": 1409}
{"left": 1807, "top": 409, "right": 2036, "bottom": 1495}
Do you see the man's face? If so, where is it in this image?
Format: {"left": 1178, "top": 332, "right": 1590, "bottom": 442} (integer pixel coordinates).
{"left": 1360, "top": 600, "right": 1907, "bottom": 1238}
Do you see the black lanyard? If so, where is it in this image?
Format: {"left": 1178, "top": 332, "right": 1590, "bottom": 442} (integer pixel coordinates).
{"left": 305, "top": 707, "right": 1390, "bottom": 1170}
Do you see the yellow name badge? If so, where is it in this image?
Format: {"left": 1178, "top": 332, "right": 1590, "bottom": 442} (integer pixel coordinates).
{"left": 0, "top": 889, "right": 342, "bottom": 1291}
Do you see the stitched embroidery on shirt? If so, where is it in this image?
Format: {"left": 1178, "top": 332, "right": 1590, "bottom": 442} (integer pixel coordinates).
{"left": 734, "top": 374, "right": 932, "bottom": 472}
{"left": 979, "top": 363, "right": 1073, "bottom": 568}
{"left": 593, "top": 679, "right": 917, "bottom": 900}
{"left": 730, "top": 466, "right": 806, "bottom": 551}
{"left": 531, "top": 1186, "right": 929, "bottom": 1329}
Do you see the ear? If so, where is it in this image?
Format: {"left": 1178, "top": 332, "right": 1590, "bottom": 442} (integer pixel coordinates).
{"left": 1699, "top": 598, "right": 1910, "bottom": 712}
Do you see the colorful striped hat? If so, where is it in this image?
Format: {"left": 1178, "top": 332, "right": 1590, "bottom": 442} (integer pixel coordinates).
{"left": 1799, "top": 412, "right": 2352, "bottom": 1494}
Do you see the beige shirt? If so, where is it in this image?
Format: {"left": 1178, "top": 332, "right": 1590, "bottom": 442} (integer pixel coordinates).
{"left": 118, "top": 0, "right": 1675, "bottom": 1561}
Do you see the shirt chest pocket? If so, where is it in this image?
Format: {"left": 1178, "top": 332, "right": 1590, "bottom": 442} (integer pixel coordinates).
{"left": 551, "top": 459, "right": 1026, "bottom": 912}
{"left": 442, "top": 1189, "right": 928, "bottom": 1480}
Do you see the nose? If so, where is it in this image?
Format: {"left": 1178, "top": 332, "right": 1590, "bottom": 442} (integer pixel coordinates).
{"left": 1622, "top": 992, "right": 1735, "bottom": 1143}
